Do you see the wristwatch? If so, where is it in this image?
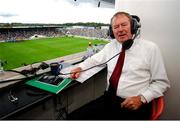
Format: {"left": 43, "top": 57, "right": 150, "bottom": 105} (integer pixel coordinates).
{"left": 140, "top": 95, "right": 147, "bottom": 104}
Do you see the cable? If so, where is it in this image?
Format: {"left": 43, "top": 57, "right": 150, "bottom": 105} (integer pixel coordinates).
{"left": 60, "top": 32, "right": 140, "bottom": 76}
{"left": 59, "top": 51, "right": 121, "bottom": 75}
{"left": 0, "top": 51, "right": 121, "bottom": 84}
{"left": 0, "top": 73, "right": 45, "bottom": 84}
{"left": 6, "top": 70, "right": 28, "bottom": 77}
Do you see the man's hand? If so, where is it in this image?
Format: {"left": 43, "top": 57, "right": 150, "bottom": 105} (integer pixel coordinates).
{"left": 70, "top": 67, "right": 82, "bottom": 79}
{"left": 121, "top": 96, "right": 144, "bottom": 110}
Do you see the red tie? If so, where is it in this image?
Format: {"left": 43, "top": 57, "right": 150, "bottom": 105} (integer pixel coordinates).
{"left": 109, "top": 48, "right": 125, "bottom": 94}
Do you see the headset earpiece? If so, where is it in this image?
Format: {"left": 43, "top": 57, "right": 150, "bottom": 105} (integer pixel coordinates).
{"left": 131, "top": 15, "right": 141, "bottom": 34}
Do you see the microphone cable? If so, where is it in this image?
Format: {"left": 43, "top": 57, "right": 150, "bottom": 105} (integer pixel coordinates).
{"left": 59, "top": 51, "right": 121, "bottom": 75}
{"left": 60, "top": 32, "right": 139, "bottom": 75}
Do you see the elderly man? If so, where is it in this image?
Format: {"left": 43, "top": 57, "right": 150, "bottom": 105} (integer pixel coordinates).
{"left": 69, "top": 11, "right": 170, "bottom": 120}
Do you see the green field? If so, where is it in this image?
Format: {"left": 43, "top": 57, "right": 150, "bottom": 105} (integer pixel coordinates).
{"left": 0, "top": 36, "right": 108, "bottom": 70}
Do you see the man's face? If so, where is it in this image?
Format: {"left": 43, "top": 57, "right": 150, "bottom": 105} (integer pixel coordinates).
{"left": 112, "top": 14, "right": 133, "bottom": 43}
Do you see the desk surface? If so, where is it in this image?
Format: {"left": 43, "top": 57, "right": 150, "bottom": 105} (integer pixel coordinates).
{"left": 0, "top": 84, "right": 52, "bottom": 119}
{"left": 0, "top": 60, "right": 106, "bottom": 119}
{"left": 0, "top": 76, "right": 81, "bottom": 119}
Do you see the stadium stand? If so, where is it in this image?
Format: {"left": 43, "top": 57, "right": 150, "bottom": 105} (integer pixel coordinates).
{"left": 0, "top": 27, "right": 65, "bottom": 42}
{"left": 0, "top": 26, "right": 111, "bottom": 42}
{"left": 66, "top": 27, "right": 110, "bottom": 39}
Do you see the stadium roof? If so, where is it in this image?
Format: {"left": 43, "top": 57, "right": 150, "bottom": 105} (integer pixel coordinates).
{"left": 0, "top": 0, "right": 115, "bottom": 24}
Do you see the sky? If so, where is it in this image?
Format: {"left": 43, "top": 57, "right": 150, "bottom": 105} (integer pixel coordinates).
{"left": 0, "top": 0, "right": 115, "bottom": 24}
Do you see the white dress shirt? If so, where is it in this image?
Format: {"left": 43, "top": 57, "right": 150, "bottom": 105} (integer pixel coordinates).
{"left": 79, "top": 38, "right": 170, "bottom": 103}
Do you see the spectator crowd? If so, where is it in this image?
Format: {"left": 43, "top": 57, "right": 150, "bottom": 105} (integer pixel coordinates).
{"left": 0, "top": 26, "right": 110, "bottom": 42}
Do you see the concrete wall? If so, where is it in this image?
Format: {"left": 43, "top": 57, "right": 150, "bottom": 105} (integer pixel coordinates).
{"left": 115, "top": 0, "right": 180, "bottom": 119}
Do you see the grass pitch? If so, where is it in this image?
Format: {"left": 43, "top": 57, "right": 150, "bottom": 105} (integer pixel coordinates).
{"left": 0, "top": 36, "right": 108, "bottom": 70}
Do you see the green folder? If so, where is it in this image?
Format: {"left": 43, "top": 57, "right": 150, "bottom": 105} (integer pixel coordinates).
{"left": 25, "top": 78, "right": 72, "bottom": 94}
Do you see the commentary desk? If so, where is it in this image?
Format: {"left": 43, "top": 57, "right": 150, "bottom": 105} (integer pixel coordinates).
{"left": 0, "top": 62, "right": 107, "bottom": 119}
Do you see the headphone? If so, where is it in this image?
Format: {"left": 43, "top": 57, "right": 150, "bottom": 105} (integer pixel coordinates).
{"left": 108, "top": 15, "right": 141, "bottom": 39}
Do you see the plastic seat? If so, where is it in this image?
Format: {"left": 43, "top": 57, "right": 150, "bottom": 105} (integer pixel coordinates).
{"left": 150, "top": 96, "right": 164, "bottom": 120}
